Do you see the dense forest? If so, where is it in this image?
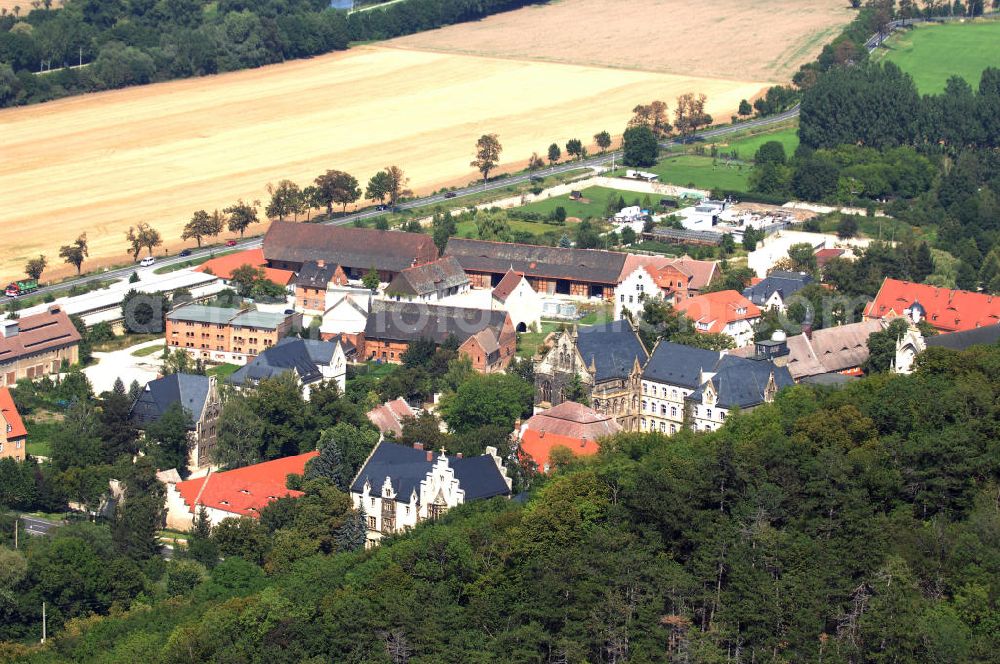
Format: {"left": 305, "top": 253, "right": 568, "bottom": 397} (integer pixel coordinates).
{"left": 0, "top": 0, "right": 544, "bottom": 107}
{"left": 1, "top": 343, "right": 997, "bottom": 662}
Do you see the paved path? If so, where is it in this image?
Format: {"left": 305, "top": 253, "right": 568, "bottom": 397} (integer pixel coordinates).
{"left": 83, "top": 338, "right": 165, "bottom": 394}
{"left": 20, "top": 515, "right": 61, "bottom": 537}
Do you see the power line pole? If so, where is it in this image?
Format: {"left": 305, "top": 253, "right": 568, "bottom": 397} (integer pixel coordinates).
{"left": 13, "top": 518, "right": 17, "bottom": 550}
{"left": 41, "top": 602, "right": 46, "bottom": 643}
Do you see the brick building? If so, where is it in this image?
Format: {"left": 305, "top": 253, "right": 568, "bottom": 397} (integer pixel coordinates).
{"left": 0, "top": 387, "right": 27, "bottom": 461}
{"left": 165, "top": 304, "right": 300, "bottom": 365}
{"left": 0, "top": 305, "right": 81, "bottom": 387}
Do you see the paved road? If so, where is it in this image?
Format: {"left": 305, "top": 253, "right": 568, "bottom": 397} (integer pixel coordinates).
{"left": 20, "top": 515, "right": 61, "bottom": 537}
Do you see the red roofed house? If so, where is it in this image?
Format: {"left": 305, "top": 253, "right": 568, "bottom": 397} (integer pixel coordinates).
{"left": 675, "top": 290, "right": 761, "bottom": 347}
{"left": 615, "top": 254, "right": 718, "bottom": 320}
{"left": 815, "top": 248, "right": 846, "bottom": 272}
{"left": 519, "top": 401, "right": 621, "bottom": 473}
{"left": 164, "top": 451, "right": 319, "bottom": 530}
{"left": 367, "top": 398, "right": 417, "bottom": 438}
{"left": 196, "top": 248, "right": 295, "bottom": 288}
{"left": 492, "top": 269, "right": 543, "bottom": 332}
{"left": 863, "top": 278, "right": 1000, "bottom": 333}
{"left": 0, "top": 387, "right": 27, "bottom": 461}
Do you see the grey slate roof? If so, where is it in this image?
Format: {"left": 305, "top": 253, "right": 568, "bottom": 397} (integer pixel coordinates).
{"left": 364, "top": 300, "right": 508, "bottom": 345}
{"left": 445, "top": 238, "right": 627, "bottom": 285}
{"left": 227, "top": 338, "right": 338, "bottom": 387}
{"left": 688, "top": 354, "right": 794, "bottom": 409}
{"left": 130, "top": 373, "right": 206, "bottom": 430}
{"left": 385, "top": 256, "right": 469, "bottom": 297}
{"left": 231, "top": 309, "right": 288, "bottom": 330}
{"left": 925, "top": 323, "right": 1000, "bottom": 350}
{"left": 167, "top": 304, "right": 240, "bottom": 325}
{"left": 298, "top": 261, "right": 342, "bottom": 288}
{"left": 742, "top": 271, "right": 812, "bottom": 306}
{"left": 350, "top": 441, "right": 510, "bottom": 503}
{"left": 576, "top": 321, "right": 648, "bottom": 383}
{"left": 642, "top": 341, "right": 722, "bottom": 388}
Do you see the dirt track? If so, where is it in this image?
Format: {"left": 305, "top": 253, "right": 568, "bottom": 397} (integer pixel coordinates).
{"left": 0, "top": 46, "right": 768, "bottom": 281}
{"left": 388, "top": 0, "right": 853, "bottom": 81}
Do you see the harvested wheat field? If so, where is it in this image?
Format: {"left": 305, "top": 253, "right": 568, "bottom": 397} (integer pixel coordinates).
{"left": 0, "top": 46, "right": 770, "bottom": 281}
{"left": 0, "top": 0, "right": 60, "bottom": 13}
{"left": 389, "top": 0, "right": 853, "bottom": 81}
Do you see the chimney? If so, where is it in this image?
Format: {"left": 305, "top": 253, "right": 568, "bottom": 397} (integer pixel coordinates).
{"left": 456, "top": 452, "right": 463, "bottom": 459}
{"left": 413, "top": 442, "right": 424, "bottom": 451}
{"left": 426, "top": 450, "right": 433, "bottom": 462}
{"left": 317, "top": 259, "right": 325, "bottom": 269}
{"left": 802, "top": 323, "right": 813, "bottom": 339}
{"left": 48, "top": 305, "right": 61, "bottom": 314}
{"left": 0, "top": 320, "right": 18, "bottom": 338}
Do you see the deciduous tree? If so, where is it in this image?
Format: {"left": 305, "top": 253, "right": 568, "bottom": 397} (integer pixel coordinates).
{"left": 471, "top": 133, "right": 503, "bottom": 183}
{"left": 183, "top": 210, "right": 224, "bottom": 247}
{"left": 365, "top": 170, "right": 391, "bottom": 205}
{"left": 59, "top": 233, "right": 89, "bottom": 274}
{"left": 224, "top": 199, "right": 260, "bottom": 238}
{"left": 594, "top": 130, "right": 612, "bottom": 153}
{"left": 24, "top": 254, "right": 46, "bottom": 281}
{"left": 565, "top": 138, "right": 583, "bottom": 160}
{"left": 547, "top": 142, "right": 561, "bottom": 164}
{"left": 265, "top": 180, "right": 303, "bottom": 221}
{"left": 622, "top": 125, "right": 658, "bottom": 167}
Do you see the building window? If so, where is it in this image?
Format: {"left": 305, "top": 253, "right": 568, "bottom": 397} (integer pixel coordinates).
{"left": 370, "top": 497, "right": 375, "bottom": 507}
{"left": 367, "top": 516, "right": 376, "bottom": 529}
{"left": 707, "top": 409, "right": 713, "bottom": 420}
{"left": 659, "top": 422, "right": 665, "bottom": 432}
{"left": 671, "top": 406, "right": 677, "bottom": 417}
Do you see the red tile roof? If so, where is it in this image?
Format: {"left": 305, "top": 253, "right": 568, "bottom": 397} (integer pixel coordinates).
{"left": 0, "top": 388, "right": 26, "bottom": 439}
{"left": 0, "top": 306, "right": 81, "bottom": 366}
{"left": 520, "top": 402, "right": 620, "bottom": 472}
{"left": 492, "top": 269, "right": 526, "bottom": 303}
{"left": 863, "top": 278, "right": 1000, "bottom": 333}
{"left": 175, "top": 451, "right": 318, "bottom": 518}
{"left": 367, "top": 398, "right": 416, "bottom": 437}
{"left": 520, "top": 430, "right": 601, "bottom": 473}
{"left": 196, "top": 249, "right": 294, "bottom": 285}
{"left": 675, "top": 291, "right": 761, "bottom": 334}
{"left": 621, "top": 255, "right": 717, "bottom": 291}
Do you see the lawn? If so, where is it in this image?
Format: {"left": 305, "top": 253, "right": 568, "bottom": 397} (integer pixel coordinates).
{"left": 643, "top": 155, "right": 751, "bottom": 192}
{"left": 206, "top": 363, "right": 240, "bottom": 380}
{"left": 516, "top": 322, "right": 561, "bottom": 358}
{"left": 132, "top": 343, "right": 166, "bottom": 357}
{"left": 715, "top": 125, "right": 800, "bottom": 161}
{"left": 811, "top": 212, "right": 921, "bottom": 243}
{"left": 24, "top": 417, "right": 59, "bottom": 458}
{"left": 454, "top": 215, "right": 569, "bottom": 239}
{"left": 517, "top": 186, "right": 658, "bottom": 221}
{"left": 884, "top": 21, "right": 1000, "bottom": 93}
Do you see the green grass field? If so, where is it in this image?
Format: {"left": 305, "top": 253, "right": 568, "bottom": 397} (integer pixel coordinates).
{"left": 131, "top": 343, "right": 166, "bottom": 357}
{"left": 616, "top": 156, "right": 751, "bottom": 192}
{"left": 884, "top": 21, "right": 1000, "bottom": 93}
{"left": 517, "top": 186, "right": 658, "bottom": 221}
{"left": 206, "top": 363, "right": 239, "bottom": 379}
{"left": 454, "top": 216, "right": 569, "bottom": 239}
{"left": 715, "top": 126, "right": 800, "bottom": 161}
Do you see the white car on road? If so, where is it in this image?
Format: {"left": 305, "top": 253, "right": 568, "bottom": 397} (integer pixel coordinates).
{"left": 139, "top": 256, "right": 156, "bottom": 267}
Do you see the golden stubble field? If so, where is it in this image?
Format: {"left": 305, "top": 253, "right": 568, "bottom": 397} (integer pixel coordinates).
{"left": 0, "top": 46, "right": 770, "bottom": 281}
{"left": 389, "top": 0, "right": 854, "bottom": 81}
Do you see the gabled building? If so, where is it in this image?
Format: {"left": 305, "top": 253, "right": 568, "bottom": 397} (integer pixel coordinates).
{"left": 743, "top": 270, "right": 812, "bottom": 312}
{"left": 165, "top": 304, "right": 301, "bottom": 365}
{"left": 641, "top": 341, "right": 723, "bottom": 435}
{"left": 863, "top": 278, "right": 1000, "bottom": 333}
{"left": 0, "top": 387, "right": 27, "bottom": 461}
{"left": 385, "top": 256, "right": 469, "bottom": 303}
{"left": 362, "top": 300, "right": 516, "bottom": 372}
{"left": 491, "top": 269, "right": 543, "bottom": 333}
{"left": 352, "top": 441, "right": 511, "bottom": 547}
{"left": 614, "top": 255, "right": 718, "bottom": 319}
{"left": 731, "top": 320, "right": 888, "bottom": 381}
{"left": 263, "top": 221, "right": 438, "bottom": 281}
{"left": 534, "top": 321, "right": 648, "bottom": 431}
{"left": 367, "top": 398, "right": 418, "bottom": 438}
{"left": 675, "top": 290, "right": 761, "bottom": 347}
{"left": 0, "top": 305, "right": 81, "bottom": 387}
{"left": 227, "top": 337, "right": 347, "bottom": 396}
{"left": 518, "top": 401, "right": 621, "bottom": 473}
{"left": 165, "top": 451, "right": 319, "bottom": 530}
{"left": 130, "top": 373, "right": 222, "bottom": 470}
{"left": 295, "top": 260, "right": 348, "bottom": 315}
{"left": 686, "top": 354, "right": 793, "bottom": 432}
{"left": 446, "top": 237, "right": 626, "bottom": 300}
{"left": 641, "top": 341, "right": 793, "bottom": 434}
{"left": 894, "top": 321, "right": 1000, "bottom": 374}
{"left": 319, "top": 288, "right": 372, "bottom": 343}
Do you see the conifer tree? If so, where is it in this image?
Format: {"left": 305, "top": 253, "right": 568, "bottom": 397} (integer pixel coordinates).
{"left": 336, "top": 506, "right": 367, "bottom": 553}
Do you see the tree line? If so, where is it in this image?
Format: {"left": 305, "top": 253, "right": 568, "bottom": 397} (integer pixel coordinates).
{"left": 3, "top": 338, "right": 998, "bottom": 661}
{"left": 0, "top": 0, "right": 546, "bottom": 107}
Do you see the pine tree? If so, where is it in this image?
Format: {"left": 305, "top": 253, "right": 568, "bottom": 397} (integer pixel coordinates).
{"left": 336, "top": 506, "right": 367, "bottom": 553}
{"left": 913, "top": 242, "right": 935, "bottom": 282}
{"left": 128, "top": 379, "right": 142, "bottom": 402}
{"left": 306, "top": 438, "right": 347, "bottom": 490}
{"left": 558, "top": 234, "right": 572, "bottom": 249}
{"left": 188, "top": 504, "right": 219, "bottom": 567}
{"left": 113, "top": 377, "right": 126, "bottom": 397}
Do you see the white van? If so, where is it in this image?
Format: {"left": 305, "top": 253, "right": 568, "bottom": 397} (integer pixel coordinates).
{"left": 140, "top": 256, "right": 155, "bottom": 267}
